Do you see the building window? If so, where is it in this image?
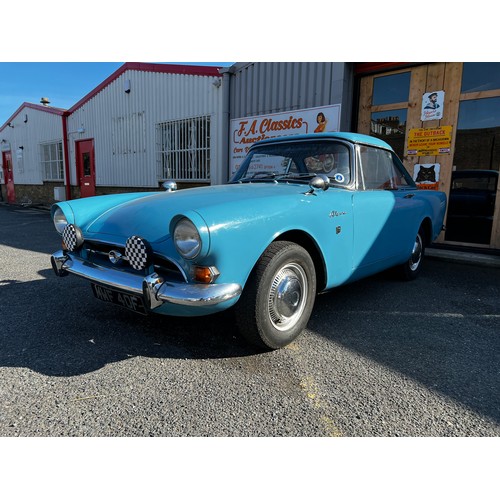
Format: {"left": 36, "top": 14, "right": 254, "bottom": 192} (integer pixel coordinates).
{"left": 156, "top": 116, "right": 210, "bottom": 182}
{"left": 455, "top": 97, "right": 500, "bottom": 172}
{"left": 370, "top": 109, "right": 407, "bottom": 159}
{"left": 368, "top": 71, "right": 411, "bottom": 159}
{"left": 372, "top": 72, "right": 411, "bottom": 106}
{"left": 461, "top": 62, "right": 500, "bottom": 93}
{"left": 41, "top": 141, "right": 64, "bottom": 181}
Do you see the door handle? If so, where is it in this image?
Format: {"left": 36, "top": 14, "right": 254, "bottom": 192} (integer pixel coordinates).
{"left": 404, "top": 193, "right": 415, "bottom": 199}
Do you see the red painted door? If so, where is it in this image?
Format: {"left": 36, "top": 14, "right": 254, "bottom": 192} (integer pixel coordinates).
{"left": 2, "top": 151, "right": 15, "bottom": 204}
{"left": 76, "top": 139, "right": 96, "bottom": 198}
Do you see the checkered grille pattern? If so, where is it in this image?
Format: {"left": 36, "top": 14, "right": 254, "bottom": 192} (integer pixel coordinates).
{"left": 125, "top": 236, "right": 150, "bottom": 270}
{"left": 62, "top": 224, "right": 80, "bottom": 251}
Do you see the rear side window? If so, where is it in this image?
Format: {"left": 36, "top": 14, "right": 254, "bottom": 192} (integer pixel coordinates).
{"left": 358, "top": 146, "right": 413, "bottom": 190}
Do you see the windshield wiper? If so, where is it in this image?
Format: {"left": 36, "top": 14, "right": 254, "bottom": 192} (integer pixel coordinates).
{"left": 236, "top": 172, "right": 321, "bottom": 183}
{"left": 237, "top": 171, "right": 279, "bottom": 182}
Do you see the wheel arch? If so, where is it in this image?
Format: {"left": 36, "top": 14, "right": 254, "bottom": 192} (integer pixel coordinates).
{"left": 420, "top": 216, "right": 433, "bottom": 246}
{"left": 274, "top": 230, "right": 327, "bottom": 291}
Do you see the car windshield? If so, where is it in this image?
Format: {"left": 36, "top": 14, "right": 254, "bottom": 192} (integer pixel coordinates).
{"left": 230, "top": 140, "right": 351, "bottom": 186}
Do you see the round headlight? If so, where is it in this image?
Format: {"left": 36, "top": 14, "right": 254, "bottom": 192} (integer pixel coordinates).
{"left": 53, "top": 207, "right": 68, "bottom": 234}
{"left": 173, "top": 218, "right": 201, "bottom": 260}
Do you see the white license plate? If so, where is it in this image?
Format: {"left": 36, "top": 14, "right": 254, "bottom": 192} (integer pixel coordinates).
{"left": 91, "top": 283, "right": 147, "bottom": 315}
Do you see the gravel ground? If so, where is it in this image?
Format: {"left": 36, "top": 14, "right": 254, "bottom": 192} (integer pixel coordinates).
{"left": 1, "top": 204, "right": 499, "bottom": 439}
{"left": 1, "top": 203, "right": 498, "bottom": 498}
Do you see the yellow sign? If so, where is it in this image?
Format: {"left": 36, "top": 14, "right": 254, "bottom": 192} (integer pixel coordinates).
{"left": 406, "top": 126, "right": 452, "bottom": 156}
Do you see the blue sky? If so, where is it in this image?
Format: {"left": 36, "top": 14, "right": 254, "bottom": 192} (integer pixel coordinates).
{"left": 0, "top": 62, "right": 232, "bottom": 126}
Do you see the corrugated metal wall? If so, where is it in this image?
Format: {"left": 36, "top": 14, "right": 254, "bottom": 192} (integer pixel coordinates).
{"left": 229, "top": 62, "right": 354, "bottom": 130}
{"left": 0, "top": 109, "right": 63, "bottom": 184}
{"left": 67, "top": 69, "right": 223, "bottom": 188}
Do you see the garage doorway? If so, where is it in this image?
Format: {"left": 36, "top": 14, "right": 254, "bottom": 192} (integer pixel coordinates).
{"left": 356, "top": 62, "right": 500, "bottom": 250}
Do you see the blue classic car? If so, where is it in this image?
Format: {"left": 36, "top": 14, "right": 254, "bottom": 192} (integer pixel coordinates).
{"left": 50, "top": 132, "right": 447, "bottom": 349}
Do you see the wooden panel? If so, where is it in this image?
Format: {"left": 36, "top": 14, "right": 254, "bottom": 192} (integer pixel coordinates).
{"left": 460, "top": 88, "right": 500, "bottom": 101}
{"left": 371, "top": 102, "right": 408, "bottom": 113}
{"left": 355, "top": 61, "right": 500, "bottom": 249}
{"left": 357, "top": 76, "right": 373, "bottom": 135}
{"left": 403, "top": 65, "right": 427, "bottom": 174}
{"left": 417, "top": 63, "right": 446, "bottom": 167}
{"left": 439, "top": 62, "right": 463, "bottom": 243}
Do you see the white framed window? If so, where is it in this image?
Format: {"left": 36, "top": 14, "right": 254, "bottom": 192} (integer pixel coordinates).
{"left": 41, "top": 141, "right": 64, "bottom": 181}
{"left": 156, "top": 116, "right": 210, "bottom": 181}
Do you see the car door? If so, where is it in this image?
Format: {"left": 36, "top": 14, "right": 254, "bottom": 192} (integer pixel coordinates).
{"left": 352, "top": 145, "right": 419, "bottom": 275}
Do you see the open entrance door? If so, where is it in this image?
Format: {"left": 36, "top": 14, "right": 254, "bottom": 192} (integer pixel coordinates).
{"left": 2, "top": 151, "right": 15, "bottom": 204}
{"left": 76, "top": 139, "right": 96, "bottom": 198}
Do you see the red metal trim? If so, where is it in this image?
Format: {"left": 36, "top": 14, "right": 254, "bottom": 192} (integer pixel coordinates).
{"left": 0, "top": 102, "right": 66, "bottom": 132}
{"left": 67, "top": 62, "right": 222, "bottom": 114}
{"left": 354, "top": 62, "right": 417, "bottom": 75}
{"left": 0, "top": 63, "right": 222, "bottom": 130}
{"left": 61, "top": 113, "right": 72, "bottom": 201}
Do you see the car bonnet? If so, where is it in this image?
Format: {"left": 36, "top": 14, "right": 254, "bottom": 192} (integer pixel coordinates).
{"left": 84, "top": 183, "right": 309, "bottom": 244}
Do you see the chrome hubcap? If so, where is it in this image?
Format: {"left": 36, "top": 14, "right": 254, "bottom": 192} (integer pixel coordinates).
{"left": 409, "top": 233, "right": 423, "bottom": 271}
{"left": 268, "top": 264, "right": 307, "bottom": 331}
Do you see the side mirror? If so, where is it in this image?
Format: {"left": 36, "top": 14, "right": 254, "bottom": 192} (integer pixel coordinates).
{"left": 305, "top": 174, "right": 330, "bottom": 195}
{"left": 162, "top": 180, "right": 177, "bottom": 192}
{"left": 310, "top": 174, "right": 330, "bottom": 191}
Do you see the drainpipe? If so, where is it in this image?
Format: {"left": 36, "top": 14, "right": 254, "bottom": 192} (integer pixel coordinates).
{"left": 219, "top": 66, "right": 233, "bottom": 184}
{"left": 62, "top": 112, "right": 72, "bottom": 201}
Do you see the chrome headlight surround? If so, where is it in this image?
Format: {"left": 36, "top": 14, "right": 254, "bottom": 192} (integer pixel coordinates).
{"left": 173, "top": 217, "right": 202, "bottom": 260}
{"left": 53, "top": 207, "right": 68, "bottom": 234}
{"left": 62, "top": 224, "right": 84, "bottom": 252}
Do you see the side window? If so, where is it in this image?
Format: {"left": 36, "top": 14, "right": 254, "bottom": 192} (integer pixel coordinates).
{"left": 358, "top": 146, "right": 411, "bottom": 190}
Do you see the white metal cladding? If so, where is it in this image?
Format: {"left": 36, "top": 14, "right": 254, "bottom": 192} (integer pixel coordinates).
{"left": 0, "top": 108, "right": 64, "bottom": 185}
{"left": 229, "top": 62, "right": 354, "bottom": 130}
{"left": 66, "top": 69, "right": 223, "bottom": 188}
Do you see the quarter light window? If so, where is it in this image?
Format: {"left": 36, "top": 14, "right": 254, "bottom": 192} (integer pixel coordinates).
{"left": 358, "top": 146, "right": 411, "bottom": 190}
{"left": 156, "top": 116, "right": 210, "bottom": 182}
{"left": 41, "top": 141, "right": 64, "bottom": 181}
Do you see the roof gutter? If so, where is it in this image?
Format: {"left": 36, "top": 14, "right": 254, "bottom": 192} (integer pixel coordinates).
{"left": 62, "top": 112, "right": 72, "bottom": 201}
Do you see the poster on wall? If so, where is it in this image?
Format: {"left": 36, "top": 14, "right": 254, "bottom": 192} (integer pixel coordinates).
{"left": 230, "top": 104, "right": 341, "bottom": 175}
{"left": 407, "top": 126, "right": 452, "bottom": 156}
{"left": 413, "top": 163, "right": 440, "bottom": 190}
{"left": 421, "top": 90, "right": 444, "bottom": 121}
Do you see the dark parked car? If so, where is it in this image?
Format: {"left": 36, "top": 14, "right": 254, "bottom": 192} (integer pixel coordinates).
{"left": 446, "top": 170, "right": 498, "bottom": 244}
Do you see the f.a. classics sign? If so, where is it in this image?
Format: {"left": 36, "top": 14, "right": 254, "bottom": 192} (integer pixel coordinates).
{"left": 230, "top": 104, "right": 341, "bottom": 175}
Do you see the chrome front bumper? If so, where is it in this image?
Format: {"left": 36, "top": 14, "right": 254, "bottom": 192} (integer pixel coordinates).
{"left": 50, "top": 250, "right": 242, "bottom": 310}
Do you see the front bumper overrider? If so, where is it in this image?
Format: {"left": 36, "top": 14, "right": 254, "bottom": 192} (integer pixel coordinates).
{"left": 50, "top": 250, "right": 242, "bottom": 311}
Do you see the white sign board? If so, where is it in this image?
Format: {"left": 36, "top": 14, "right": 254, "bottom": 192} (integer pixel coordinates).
{"left": 230, "top": 104, "right": 341, "bottom": 175}
{"left": 421, "top": 91, "right": 444, "bottom": 121}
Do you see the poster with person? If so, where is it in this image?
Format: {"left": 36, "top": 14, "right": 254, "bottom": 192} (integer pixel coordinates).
{"left": 421, "top": 91, "right": 445, "bottom": 121}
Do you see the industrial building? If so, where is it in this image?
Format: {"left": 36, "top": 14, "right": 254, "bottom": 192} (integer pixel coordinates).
{"left": 1, "top": 62, "right": 224, "bottom": 204}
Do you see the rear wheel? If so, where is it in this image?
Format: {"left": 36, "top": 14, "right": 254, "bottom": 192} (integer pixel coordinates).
{"left": 399, "top": 227, "right": 426, "bottom": 280}
{"left": 235, "top": 241, "right": 316, "bottom": 350}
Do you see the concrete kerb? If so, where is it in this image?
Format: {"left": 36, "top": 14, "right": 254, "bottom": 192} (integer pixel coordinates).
{"left": 426, "top": 248, "right": 500, "bottom": 268}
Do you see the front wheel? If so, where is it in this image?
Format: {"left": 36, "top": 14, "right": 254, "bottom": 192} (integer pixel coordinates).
{"left": 235, "top": 241, "right": 317, "bottom": 350}
{"left": 398, "top": 227, "right": 426, "bottom": 280}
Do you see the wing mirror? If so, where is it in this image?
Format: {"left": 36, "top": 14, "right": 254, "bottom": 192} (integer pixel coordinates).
{"left": 162, "top": 180, "right": 178, "bottom": 192}
{"left": 305, "top": 174, "right": 330, "bottom": 195}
